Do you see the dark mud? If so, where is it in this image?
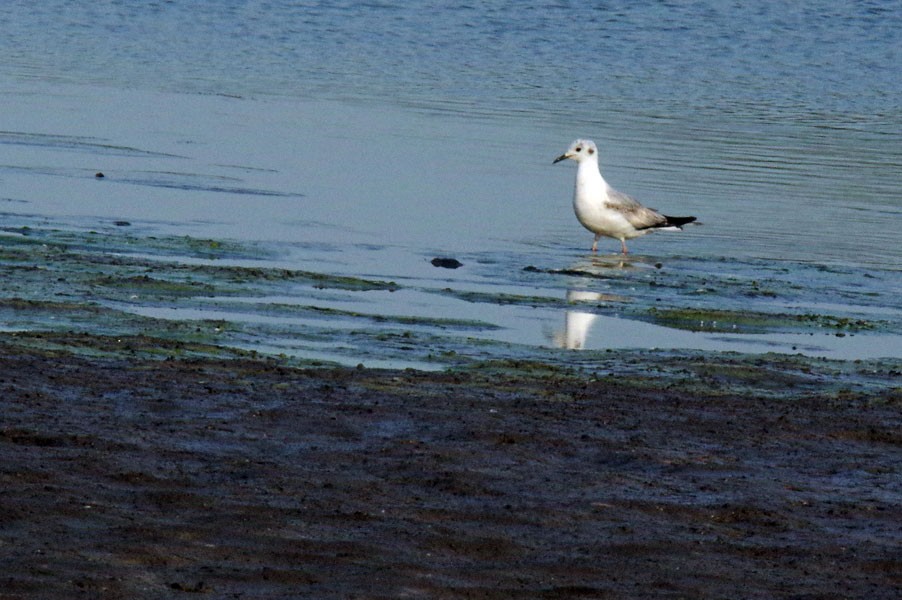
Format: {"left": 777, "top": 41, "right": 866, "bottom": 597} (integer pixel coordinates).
{"left": 1, "top": 333, "right": 899, "bottom": 599}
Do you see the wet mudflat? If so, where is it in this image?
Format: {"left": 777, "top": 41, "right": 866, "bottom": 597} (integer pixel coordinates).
{"left": 2, "top": 221, "right": 899, "bottom": 369}
{"left": 1, "top": 332, "right": 899, "bottom": 599}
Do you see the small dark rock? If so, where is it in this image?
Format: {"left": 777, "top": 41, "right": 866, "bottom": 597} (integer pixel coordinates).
{"left": 113, "top": 221, "right": 131, "bottom": 227}
{"left": 95, "top": 172, "right": 105, "bottom": 178}
{"left": 431, "top": 257, "right": 463, "bottom": 269}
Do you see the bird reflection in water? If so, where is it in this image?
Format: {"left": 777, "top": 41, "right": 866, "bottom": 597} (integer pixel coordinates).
{"left": 547, "top": 256, "right": 644, "bottom": 349}
{"left": 550, "top": 290, "right": 626, "bottom": 350}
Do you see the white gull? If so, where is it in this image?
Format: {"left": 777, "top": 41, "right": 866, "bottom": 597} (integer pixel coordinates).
{"left": 553, "top": 139, "right": 696, "bottom": 254}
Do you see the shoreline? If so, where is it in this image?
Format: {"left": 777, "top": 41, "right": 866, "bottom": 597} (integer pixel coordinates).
{"left": 2, "top": 334, "right": 899, "bottom": 599}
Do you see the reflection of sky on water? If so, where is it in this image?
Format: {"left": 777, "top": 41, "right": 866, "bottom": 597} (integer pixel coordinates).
{"left": 98, "top": 267, "right": 900, "bottom": 363}
{"left": 549, "top": 308, "right": 898, "bottom": 361}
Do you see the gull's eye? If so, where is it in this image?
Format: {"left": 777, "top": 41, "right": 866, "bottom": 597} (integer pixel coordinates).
{"left": 575, "top": 147, "right": 582, "bottom": 152}
{"left": 588, "top": 147, "right": 595, "bottom": 155}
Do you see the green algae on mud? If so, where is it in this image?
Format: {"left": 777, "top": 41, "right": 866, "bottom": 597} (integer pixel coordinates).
{"left": 641, "top": 351, "right": 902, "bottom": 401}
{"left": 90, "top": 274, "right": 218, "bottom": 298}
{"left": 0, "top": 329, "right": 349, "bottom": 367}
{"left": 202, "top": 300, "right": 499, "bottom": 330}
{"left": 0, "top": 330, "right": 252, "bottom": 361}
{"left": 2, "top": 225, "right": 273, "bottom": 261}
{"left": 2, "top": 222, "right": 900, "bottom": 367}
{"left": 453, "top": 352, "right": 900, "bottom": 403}
{"left": 524, "top": 257, "right": 899, "bottom": 335}
{"left": 1, "top": 327, "right": 897, "bottom": 403}
{"left": 187, "top": 264, "right": 398, "bottom": 291}
{"left": 1, "top": 225, "right": 398, "bottom": 294}
{"left": 437, "top": 288, "right": 569, "bottom": 308}
{"left": 0, "top": 224, "right": 397, "bottom": 309}
{"left": 0, "top": 225, "right": 480, "bottom": 369}
{"left": 645, "top": 306, "right": 879, "bottom": 334}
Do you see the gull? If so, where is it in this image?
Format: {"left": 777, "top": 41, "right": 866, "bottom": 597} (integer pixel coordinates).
{"left": 553, "top": 139, "right": 696, "bottom": 254}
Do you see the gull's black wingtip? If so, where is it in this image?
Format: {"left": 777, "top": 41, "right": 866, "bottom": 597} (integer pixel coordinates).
{"left": 663, "top": 215, "right": 697, "bottom": 228}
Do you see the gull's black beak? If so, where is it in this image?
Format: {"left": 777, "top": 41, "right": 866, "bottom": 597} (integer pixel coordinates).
{"left": 552, "top": 153, "right": 569, "bottom": 164}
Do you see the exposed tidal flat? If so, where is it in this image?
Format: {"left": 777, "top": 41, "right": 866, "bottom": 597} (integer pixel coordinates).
{"left": 2, "top": 249, "right": 900, "bottom": 598}
{"left": 2, "top": 218, "right": 900, "bottom": 597}
{"left": 1, "top": 219, "right": 899, "bottom": 369}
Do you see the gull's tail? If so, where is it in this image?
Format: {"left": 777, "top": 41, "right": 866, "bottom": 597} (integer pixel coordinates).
{"left": 662, "top": 215, "right": 697, "bottom": 229}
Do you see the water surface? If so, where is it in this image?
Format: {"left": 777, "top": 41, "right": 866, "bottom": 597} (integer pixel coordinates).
{"left": 0, "top": 1, "right": 899, "bottom": 365}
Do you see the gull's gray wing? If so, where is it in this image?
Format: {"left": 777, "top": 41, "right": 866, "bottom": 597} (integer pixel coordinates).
{"left": 604, "top": 188, "right": 667, "bottom": 230}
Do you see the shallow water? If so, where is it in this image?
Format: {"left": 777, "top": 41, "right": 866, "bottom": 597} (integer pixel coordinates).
{"left": 0, "top": 2, "right": 899, "bottom": 366}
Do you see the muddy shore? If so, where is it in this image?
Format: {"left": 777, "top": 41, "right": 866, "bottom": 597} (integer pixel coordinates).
{"left": 1, "top": 333, "right": 899, "bottom": 599}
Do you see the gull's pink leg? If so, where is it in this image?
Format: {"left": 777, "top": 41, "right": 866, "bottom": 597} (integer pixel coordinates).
{"left": 620, "top": 239, "right": 628, "bottom": 255}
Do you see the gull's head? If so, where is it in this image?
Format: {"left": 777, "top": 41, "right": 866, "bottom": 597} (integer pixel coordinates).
{"left": 553, "top": 139, "right": 597, "bottom": 164}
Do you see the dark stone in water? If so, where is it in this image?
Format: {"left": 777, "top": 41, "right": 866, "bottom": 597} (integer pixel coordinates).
{"left": 431, "top": 257, "right": 463, "bottom": 269}
{"left": 95, "top": 172, "right": 105, "bottom": 178}
{"left": 114, "top": 221, "right": 131, "bottom": 227}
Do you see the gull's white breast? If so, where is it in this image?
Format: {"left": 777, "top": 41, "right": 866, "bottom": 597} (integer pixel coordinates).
{"left": 572, "top": 166, "right": 641, "bottom": 239}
